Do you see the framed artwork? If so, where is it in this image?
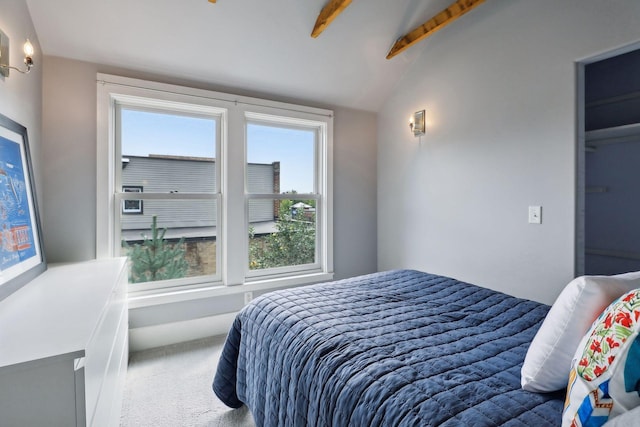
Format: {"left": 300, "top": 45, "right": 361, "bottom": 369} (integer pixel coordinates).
{"left": 0, "top": 113, "right": 46, "bottom": 302}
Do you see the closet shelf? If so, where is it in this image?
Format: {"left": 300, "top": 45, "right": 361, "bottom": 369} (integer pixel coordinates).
{"left": 586, "top": 247, "right": 640, "bottom": 261}
{"left": 586, "top": 122, "right": 640, "bottom": 146}
{"left": 586, "top": 90, "right": 640, "bottom": 109}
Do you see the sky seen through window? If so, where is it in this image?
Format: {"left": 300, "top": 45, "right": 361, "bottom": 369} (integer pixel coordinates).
{"left": 121, "top": 109, "right": 314, "bottom": 193}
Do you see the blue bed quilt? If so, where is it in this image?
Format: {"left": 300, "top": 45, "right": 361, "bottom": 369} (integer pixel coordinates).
{"left": 213, "top": 270, "right": 564, "bottom": 426}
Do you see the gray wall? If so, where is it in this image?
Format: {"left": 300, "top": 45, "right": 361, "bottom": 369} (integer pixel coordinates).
{"left": 41, "top": 56, "right": 378, "bottom": 281}
{"left": 0, "top": 0, "right": 42, "bottom": 225}
{"left": 377, "top": 0, "right": 640, "bottom": 305}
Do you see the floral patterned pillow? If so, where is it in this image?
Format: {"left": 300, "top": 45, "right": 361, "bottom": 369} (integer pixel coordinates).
{"left": 563, "top": 288, "right": 640, "bottom": 426}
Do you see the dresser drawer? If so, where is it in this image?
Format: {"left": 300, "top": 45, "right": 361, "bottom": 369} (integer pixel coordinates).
{"left": 91, "top": 303, "right": 128, "bottom": 426}
{"left": 83, "top": 263, "right": 128, "bottom": 425}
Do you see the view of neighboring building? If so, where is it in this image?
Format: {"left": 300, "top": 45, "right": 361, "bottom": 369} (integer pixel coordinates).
{"left": 120, "top": 155, "right": 282, "bottom": 279}
{"left": 120, "top": 155, "right": 280, "bottom": 242}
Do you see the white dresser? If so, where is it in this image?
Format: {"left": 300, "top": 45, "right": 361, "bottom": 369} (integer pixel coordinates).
{"left": 0, "top": 258, "right": 128, "bottom": 427}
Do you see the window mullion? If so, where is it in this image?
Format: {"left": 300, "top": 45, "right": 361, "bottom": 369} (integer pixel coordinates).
{"left": 246, "top": 193, "right": 319, "bottom": 201}
{"left": 223, "top": 105, "right": 246, "bottom": 287}
{"left": 116, "top": 192, "right": 218, "bottom": 200}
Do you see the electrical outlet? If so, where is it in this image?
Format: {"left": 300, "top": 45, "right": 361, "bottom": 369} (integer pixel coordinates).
{"left": 244, "top": 291, "right": 253, "bottom": 305}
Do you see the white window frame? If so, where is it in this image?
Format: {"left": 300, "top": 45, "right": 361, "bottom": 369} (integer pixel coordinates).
{"left": 101, "top": 95, "right": 225, "bottom": 292}
{"left": 244, "top": 112, "right": 329, "bottom": 281}
{"left": 97, "top": 74, "right": 333, "bottom": 300}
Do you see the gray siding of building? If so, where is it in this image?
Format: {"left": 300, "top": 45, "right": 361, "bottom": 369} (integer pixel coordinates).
{"left": 247, "top": 163, "right": 276, "bottom": 223}
{"left": 121, "top": 156, "right": 276, "bottom": 232}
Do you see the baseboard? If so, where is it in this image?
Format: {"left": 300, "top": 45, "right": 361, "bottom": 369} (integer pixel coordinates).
{"left": 128, "top": 312, "right": 237, "bottom": 352}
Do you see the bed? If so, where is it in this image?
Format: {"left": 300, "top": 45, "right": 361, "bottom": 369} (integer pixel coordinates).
{"left": 213, "top": 270, "right": 565, "bottom": 426}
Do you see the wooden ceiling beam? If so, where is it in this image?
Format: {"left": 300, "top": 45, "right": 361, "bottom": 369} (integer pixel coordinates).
{"left": 386, "top": 0, "right": 485, "bottom": 59}
{"left": 311, "top": 0, "right": 352, "bottom": 38}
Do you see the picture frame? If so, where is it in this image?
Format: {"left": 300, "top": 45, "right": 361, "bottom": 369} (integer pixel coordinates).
{"left": 0, "top": 112, "right": 46, "bottom": 302}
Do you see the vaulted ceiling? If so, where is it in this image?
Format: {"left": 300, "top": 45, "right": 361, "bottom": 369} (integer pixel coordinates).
{"left": 25, "top": 0, "right": 485, "bottom": 112}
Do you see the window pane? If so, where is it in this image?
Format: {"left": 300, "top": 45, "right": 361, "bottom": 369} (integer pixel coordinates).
{"left": 246, "top": 123, "right": 315, "bottom": 194}
{"left": 120, "top": 199, "right": 218, "bottom": 283}
{"left": 248, "top": 199, "right": 316, "bottom": 270}
{"left": 122, "top": 186, "right": 143, "bottom": 214}
{"left": 121, "top": 108, "right": 217, "bottom": 192}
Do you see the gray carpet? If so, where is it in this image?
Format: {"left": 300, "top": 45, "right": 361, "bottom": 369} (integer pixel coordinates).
{"left": 120, "top": 335, "right": 255, "bottom": 427}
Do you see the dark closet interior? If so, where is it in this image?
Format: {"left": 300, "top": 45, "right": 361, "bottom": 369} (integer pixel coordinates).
{"left": 584, "top": 48, "right": 640, "bottom": 275}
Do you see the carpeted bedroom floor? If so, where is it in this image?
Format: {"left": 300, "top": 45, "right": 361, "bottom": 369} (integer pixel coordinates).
{"left": 120, "top": 335, "right": 255, "bottom": 427}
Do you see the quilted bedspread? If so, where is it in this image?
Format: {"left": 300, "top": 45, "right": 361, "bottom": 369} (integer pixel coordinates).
{"left": 213, "top": 270, "right": 564, "bottom": 426}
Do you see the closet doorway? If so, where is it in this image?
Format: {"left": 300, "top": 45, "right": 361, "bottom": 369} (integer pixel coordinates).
{"left": 577, "top": 45, "right": 640, "bottom": 276}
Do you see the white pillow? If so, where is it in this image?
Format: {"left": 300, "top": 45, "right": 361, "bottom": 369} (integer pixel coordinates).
{"left": 602, "top": 405, "right": 640, "bottom": 426}
{"left": 521, "top": 271, "right": 640, "bottom": 392}
{"left": 562, "top": 288, "right": 640, "bottom": 426}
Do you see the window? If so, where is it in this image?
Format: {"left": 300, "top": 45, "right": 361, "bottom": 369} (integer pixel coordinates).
{"left": 97, "top": 74, "right": 333, "bottom": 297}
{"left": 122, "top": 185, "right": 143, "bottom": 214}
{"left": 246, "top": 118, "right": 323, "bottom": 277}
{"left": 117, "top": 106, "right": 220, "bottom": 288}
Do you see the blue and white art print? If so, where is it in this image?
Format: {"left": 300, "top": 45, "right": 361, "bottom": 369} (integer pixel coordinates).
{"left": 0, "top": 135, "right": 37, "bottom": 269}
{"left": 0, "top": 113, "right": 45, "bottom": 302}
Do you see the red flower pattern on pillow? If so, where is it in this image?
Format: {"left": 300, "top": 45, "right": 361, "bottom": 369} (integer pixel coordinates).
{"left": 578, "top": 289, "right": 640, "bottom": 382}
{"left": 616, "top": 311, "right": 633, "bottom": 328}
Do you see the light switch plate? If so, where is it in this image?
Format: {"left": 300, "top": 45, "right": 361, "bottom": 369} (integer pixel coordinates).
{"left": 528, "top": 206, "right": 542, "bottom": 224}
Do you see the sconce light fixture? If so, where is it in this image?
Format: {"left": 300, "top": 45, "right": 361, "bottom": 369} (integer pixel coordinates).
{"left": 409, "top": 110, "right": 425, "bottom": 137}
{"left": 0, "top": 28, "right": 35, "bottom": 78}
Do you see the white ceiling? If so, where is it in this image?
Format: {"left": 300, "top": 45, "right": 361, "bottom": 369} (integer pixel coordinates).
{"left": 25, "top": 0, "right": 464, "bottom": 112}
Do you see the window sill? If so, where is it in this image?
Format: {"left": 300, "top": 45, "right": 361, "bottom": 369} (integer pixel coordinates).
{"left": 127, "top": 271, "right": 334, "bottom": 309}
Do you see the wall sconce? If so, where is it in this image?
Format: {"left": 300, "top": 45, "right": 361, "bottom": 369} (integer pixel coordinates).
{"left": 0, "top": 28, "right": 35, "bottom": 77}
{"left": 409, "top": 110, "right": 425, "bottom": 137}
